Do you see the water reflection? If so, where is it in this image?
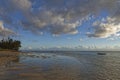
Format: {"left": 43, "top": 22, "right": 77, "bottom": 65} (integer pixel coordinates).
{"left": 19, "top": 53, "right": 82, "bottom": 80}
{"left": 0, "top": 52, "right": 120, "bottom": 80}
{"left": 63, "top": 52, "right": 120, "bottom": 80}
{"left": 0, "top": 55, "right": 19, "bottom": 68}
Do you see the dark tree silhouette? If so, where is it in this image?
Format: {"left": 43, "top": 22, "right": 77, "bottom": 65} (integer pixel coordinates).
{"left": 0, "top": 38, "right": 21, "bottom": 51}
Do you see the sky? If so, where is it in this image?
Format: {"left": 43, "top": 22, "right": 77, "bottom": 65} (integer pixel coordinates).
{"left": 0, "top": 0, "right": 120, "bottom": 51}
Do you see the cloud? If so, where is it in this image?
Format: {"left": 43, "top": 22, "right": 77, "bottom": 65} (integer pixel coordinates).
{"left": 87, "top": 17, "right": 120, "bottom": 38}
{"left": 28, "top": 46, "right": 32, "bottom": 50}
{"left": 79, "top": 38, "right": 83, "bottom": 41}
{"left": 0, "top": 0, "right": 120, "bottom": 37}
{"left": 0, "top": 21, "right": 15, "bottom": 37}
{"left": 12, "top": 0, "right": 31, "bottom": 11}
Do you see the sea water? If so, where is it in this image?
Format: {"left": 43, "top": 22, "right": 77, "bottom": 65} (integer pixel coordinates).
{"left": 0, "top": 51, "right": 120, "bottom": 80}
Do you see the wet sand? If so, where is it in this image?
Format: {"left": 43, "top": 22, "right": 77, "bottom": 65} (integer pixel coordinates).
{"left": 0, "top": 50, "right": 19, "bottom": 56}
{"left": 0, "top": 51, "right": 120, "bottom": 80}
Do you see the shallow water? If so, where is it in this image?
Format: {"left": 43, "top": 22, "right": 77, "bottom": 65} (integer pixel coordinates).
{"left": 0, "top": 51, "right": 120, "bottom": 80}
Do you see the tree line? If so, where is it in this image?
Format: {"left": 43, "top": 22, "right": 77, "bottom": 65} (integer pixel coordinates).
{"left": 0, "top": 38, "right": 21, "bottom": 51}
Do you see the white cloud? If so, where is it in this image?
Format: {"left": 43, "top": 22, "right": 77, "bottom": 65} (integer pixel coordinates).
{"left": 87, "top": 17, "right": 120, "bottom": 38}
{"left": 0, "top": 21, "right": 15, "bottom": 37}
{"left": 0, "top": 0, "right": 120, "bottom": 37}
{"left": 28, "top": 46, "right": 32, "bottom": 50}
{"left": 12, "top": 0, "right": 31, "bottom": 11}
{"left": 108, "top": 38, "right": 115, "bottom": 41}
{"left": 79, "top": 39, "right": 83, "bottom": 41}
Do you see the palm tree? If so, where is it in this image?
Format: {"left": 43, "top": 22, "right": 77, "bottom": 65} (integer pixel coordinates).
{"left": 0, "top": 37, "right": 21, "bottom": 51}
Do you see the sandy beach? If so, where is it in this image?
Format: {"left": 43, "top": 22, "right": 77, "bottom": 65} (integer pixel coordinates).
{"left": 0, "top": 50, "right": 20, "bottom": 56}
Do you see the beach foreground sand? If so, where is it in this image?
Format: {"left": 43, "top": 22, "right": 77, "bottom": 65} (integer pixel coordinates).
{"left": 0, "top": 50, "right": 19, "bottom": 56}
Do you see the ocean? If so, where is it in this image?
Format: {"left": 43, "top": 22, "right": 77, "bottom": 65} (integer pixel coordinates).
{"left": 0, "top": 51, "right": 120, "bottom": 80}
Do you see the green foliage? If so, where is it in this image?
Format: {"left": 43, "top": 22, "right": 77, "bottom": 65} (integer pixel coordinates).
{"left": 0, "top": 38, "right": 21, "bottom": 51}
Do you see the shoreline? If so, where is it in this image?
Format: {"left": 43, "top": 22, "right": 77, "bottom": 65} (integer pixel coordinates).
{"left": 0, "top": 50, "right": 20, "bottom": 56}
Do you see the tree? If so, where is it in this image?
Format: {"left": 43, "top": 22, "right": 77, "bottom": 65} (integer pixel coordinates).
{"left": 0, "top": 38, "right": 21, "bottom": 51}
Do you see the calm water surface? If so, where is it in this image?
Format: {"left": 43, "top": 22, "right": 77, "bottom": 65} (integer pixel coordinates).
{"left": 0, "top": 51, "right": 120, "bottom": 80}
